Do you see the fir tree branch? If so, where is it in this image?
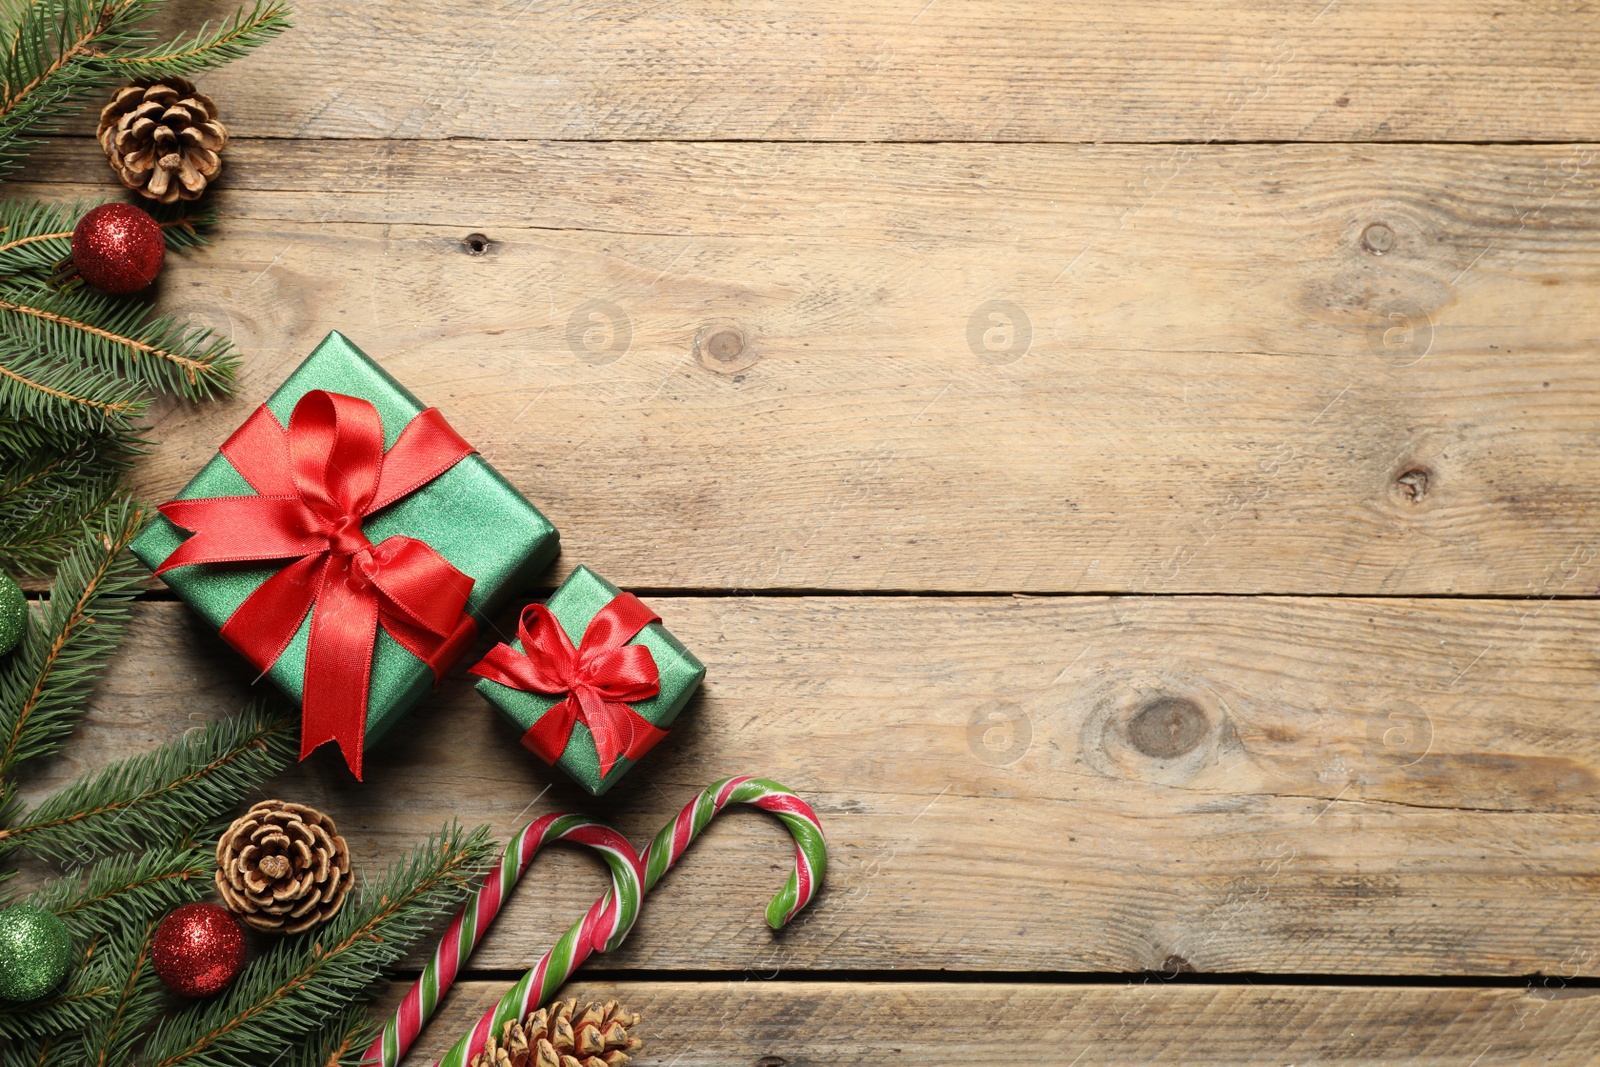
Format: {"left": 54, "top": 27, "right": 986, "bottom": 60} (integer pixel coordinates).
{"left": 0, "top": 438, "right": 126, "bottom": 576}
{"left": 0, "top": 1, "right": 51, "bottom": 80}
{"left": 290, "top": 1005, "right": 378, "bottom": 1067}
{"left": 0, "top": 1034, "right": 53, "bottom": 1067}
{"left": 0, "top": 287, "right": 239, "bottom": 397}
{"left": 151, "top": 202, "right": 219, "bottom": 254}
{"left": 0, "top": 293, "right": 211, "bottom": 375}
{"left": 0, "top": 227, "right": 70, "bottom": 254}
{"left": 0, "top": 0, "right": 139, "bottom": 115}
{"left": 0, "top": 196, "right": 81, "bottom": 276}
{"left": 0, "top": 1, "right": 147, "bottom": 183}
{"left": 0, "top": 0, "right": 290, "bottom": 180}
{"left": 0, "top": 933, "right": 115, "bottom": 1040}
{"left": 24, "top": 845, "right": 211, "bottom": 939}
{"left": 0, "top": 410, "right": 140, "bottom": 459}
{"left": 0, "top": 414, "right": 142, "bottom": 575}
{"left": 108, "top": 0, "right": 291, "bottom": 79}
{"left": 0, "top": 408, "right": 50, "bottom": 453}
{"left": 0, "top": 497, "right": 143, "bottom": 784}
{"left": 80, "top": 920, "right": 161, "bottom": 1067}
{"left": 137, "top": 824, "right": 497, "bottom": 1067}
{"left": 0, "top": 348, "right": 146, "bottom": 432}
{"left": 1, "top": 700, "right": 298, "bottom": 864}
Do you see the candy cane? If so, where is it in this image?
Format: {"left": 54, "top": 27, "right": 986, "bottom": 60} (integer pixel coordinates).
{"left": 428, "top": 775, "right": 827, "bottom": 1067}
{"left": 362, "top": 813, "right": 642, "bottom": 1067}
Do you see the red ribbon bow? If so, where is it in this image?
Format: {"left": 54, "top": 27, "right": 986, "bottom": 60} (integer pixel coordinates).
{"left": 471, "top": 594, "right": 667, "bottom": 777}
{"left": 157, "top": 390, "right": 480, "bottom": 779}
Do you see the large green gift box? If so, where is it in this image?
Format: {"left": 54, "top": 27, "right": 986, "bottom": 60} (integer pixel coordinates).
{"left": 471, "top": 565, "right": 704, "bottom": 795}
{"left": 131, "top": 332, "right": 559, "bottom": 774}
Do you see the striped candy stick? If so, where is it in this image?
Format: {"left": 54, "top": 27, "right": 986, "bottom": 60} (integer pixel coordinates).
{"left": 429, "top": 775, "right": 828, "bottom": 1067}
{"left": 362, "top": 813, "right": 642, "bottom": 1067}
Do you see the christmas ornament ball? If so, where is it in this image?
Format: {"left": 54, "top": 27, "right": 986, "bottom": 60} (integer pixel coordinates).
{"left": 153, "top": 902, "right": 245, "bottom": 997}
{"left": 0, "top": 573, "right": 24, "bottom": 656}
{"left": 71, "top": 202, "right": 165, "bottom": 294}
{"left": 0, "top": 905, "right": 72, "bottom": 1001}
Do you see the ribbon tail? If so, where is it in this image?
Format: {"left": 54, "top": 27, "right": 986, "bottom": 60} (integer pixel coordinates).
{"left": 520, "top": 696, "right": 581, "bottom": 766}
{"left": 580, "top": 691, "right": 669, "bottom": 779}
{"left": 220, "top": 553, "right": 326, "bottom": 675}
{"left": 301, "top": 559, "right": 381, "bottom": 779}
{"left": 384, "top": 608, "right": 477, "bottom": 684}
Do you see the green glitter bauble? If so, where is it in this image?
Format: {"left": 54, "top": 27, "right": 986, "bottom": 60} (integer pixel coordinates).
{"left": 0, "top": 906, "right": 71, "bottom": 1001}
{"left": 0, "top": 574, "right": 24, "bottom": 656}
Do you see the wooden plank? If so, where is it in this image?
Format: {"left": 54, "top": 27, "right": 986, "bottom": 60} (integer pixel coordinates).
{"left": 22, "top": 595, "right": 1600, "bottom": 976}
{"left": 16, "top": 138, "right": 1600, "bottom": 594}
{"left": 386, "top": 980, "right": 1600, "bottom": 1067}
{"left": 132, "top": 0, "right": 1600, "bottom": 143}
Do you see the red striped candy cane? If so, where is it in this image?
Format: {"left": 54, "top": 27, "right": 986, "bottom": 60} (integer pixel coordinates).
{"left": 362, "top": 813, "right": 642, "bottom": 1067}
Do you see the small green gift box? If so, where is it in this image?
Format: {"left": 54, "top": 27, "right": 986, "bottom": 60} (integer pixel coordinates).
{"left": 471, "top": 565, "right": 704, "bottom": 795}
{"left": 131, "top": 331, "right": 559, "bottom": 777}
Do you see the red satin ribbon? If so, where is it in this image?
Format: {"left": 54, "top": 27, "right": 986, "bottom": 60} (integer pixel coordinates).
{"left": 157, "top": 390, "right": 480, "bottom": 779}
{"left": 471, "top": 593, "right": 667, "bottom": 777}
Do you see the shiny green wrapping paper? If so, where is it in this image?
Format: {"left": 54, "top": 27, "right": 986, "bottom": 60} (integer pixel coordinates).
{"left": 476, "top": 565, "right": 704, "bottom": 795}
{"left": 130, "top": 331, "right": 560, "bottom": 750}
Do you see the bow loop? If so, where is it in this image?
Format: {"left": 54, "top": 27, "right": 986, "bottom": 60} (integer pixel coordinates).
{"left": 288, "top": 390, "right": 386, "bottom": 522}
{"left": 513, "top": 604, "right": 584, "bottom": 692}
{"left": 158, "top": 390, "right": 479, "bottom": 778}
{"left": 366, "top": 535, "right": 475, "bottom": 638}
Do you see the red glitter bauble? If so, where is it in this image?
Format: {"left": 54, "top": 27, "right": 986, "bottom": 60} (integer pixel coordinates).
{"left": 70, "top": 203, "right": 164, "bottom": 294}
{"left": 152, "top": 903, "right": 245, "bottom": 997}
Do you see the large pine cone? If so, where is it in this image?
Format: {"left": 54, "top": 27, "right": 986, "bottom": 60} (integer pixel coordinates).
{"left": 215, "top": 800, "right": 353, "bottom": 935}
{"left": 471, "top": 999, "right": 643, "bottom": 1067}
{"left": 97, "top": 78, "right": 228, "bottom": 203}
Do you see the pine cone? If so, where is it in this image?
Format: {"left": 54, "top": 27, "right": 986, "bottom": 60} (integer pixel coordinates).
{"left": 97, "top": 78, "right": 228, "bottom": 203}
{"left": 214, "top": 800, "right": 353, "bottom": 935}
{"left": 470, "top": 999, "right": 644, "bottom": 1067}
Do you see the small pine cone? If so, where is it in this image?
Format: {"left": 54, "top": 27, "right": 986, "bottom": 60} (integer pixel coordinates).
{"left": 471, "top": 1000, "right": 643, "bottom": 1067}
{"left": 214, "top": 800, "right": 353, "bottom": 934}
{"left": 98, "top": 78, "right": 227, "bottom": 203}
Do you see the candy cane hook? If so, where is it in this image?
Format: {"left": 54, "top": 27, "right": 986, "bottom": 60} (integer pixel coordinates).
{"left": 363, "top": 813, "right": 643, "bottom": 1067}
{"left": 640, "top": 775, "right": 827, "bottom": 929}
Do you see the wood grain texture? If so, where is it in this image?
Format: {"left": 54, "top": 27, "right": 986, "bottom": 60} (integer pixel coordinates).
{"left": 4, "top": 0, "right": 1594, "bottom": 1059}
{"left": 126, "top": 0, "right": 1600, "bottom": 143}
{"left": 14, "top": 138, "right": 1600, "bottom": 594}
{"left": 385, "top": 980, "right": 1600, "bottom": 1067}
{"left": 22, "top": 595, "right": 1600, "bottom": 977}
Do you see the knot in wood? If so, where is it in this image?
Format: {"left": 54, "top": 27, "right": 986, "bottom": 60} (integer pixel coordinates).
{"left": 1361, "top": 222, "right": 1395, "bottom": 255}
{"left": 1125, "top": 696, "right": 1210, "bottom": 758}
{"left": 696, "top": 323, "right": 759, "bottom": 373}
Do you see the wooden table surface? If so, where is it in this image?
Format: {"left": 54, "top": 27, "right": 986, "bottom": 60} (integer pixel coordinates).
{"left": 20, "top": 1, "right": 1600, "bottom": 1063}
